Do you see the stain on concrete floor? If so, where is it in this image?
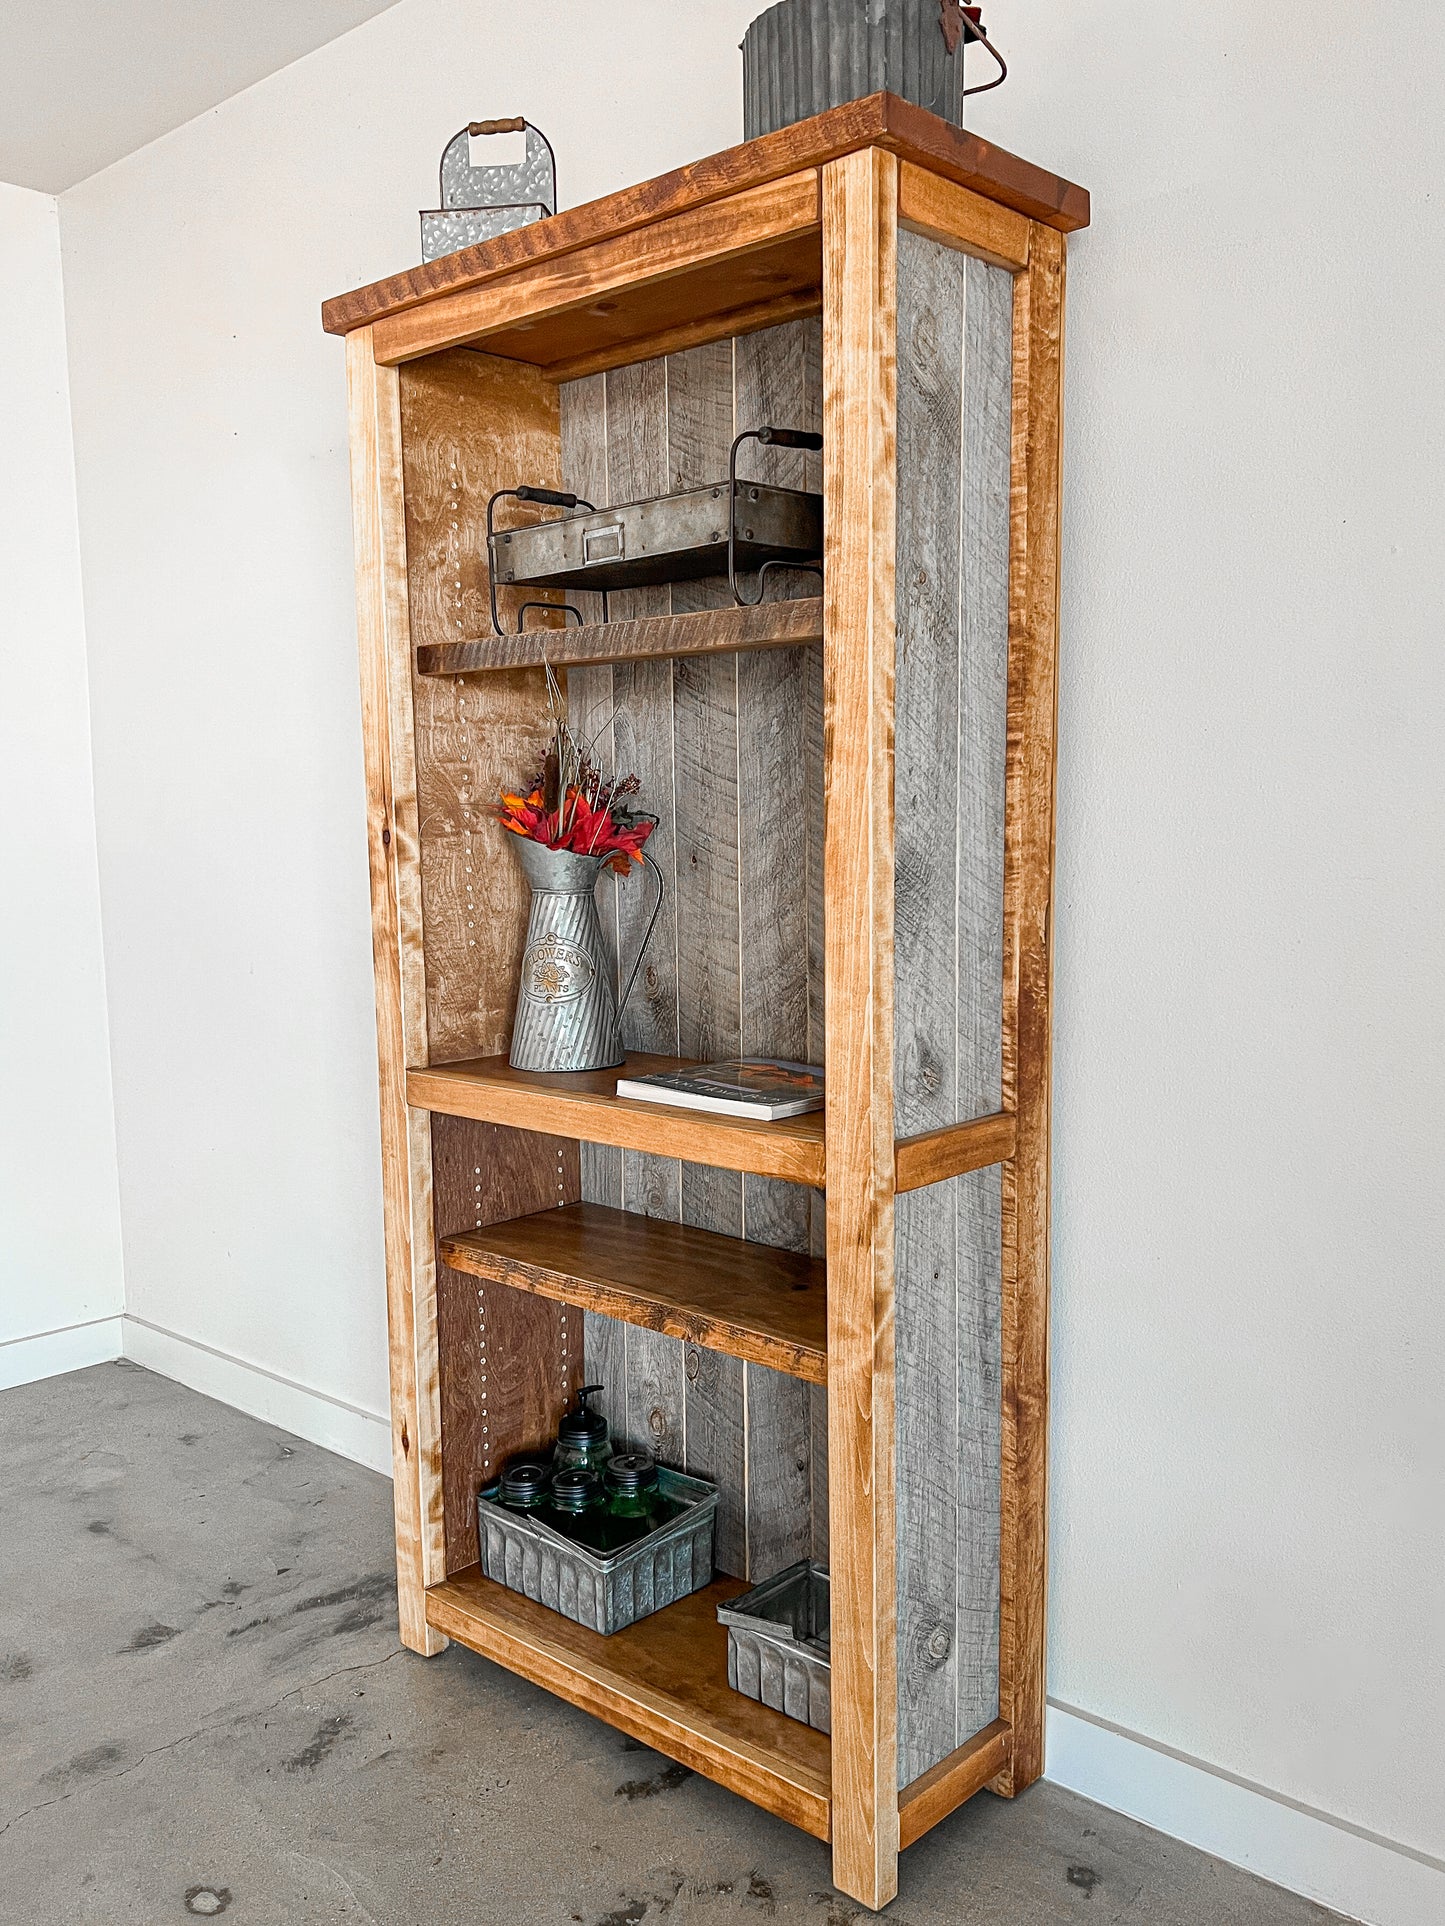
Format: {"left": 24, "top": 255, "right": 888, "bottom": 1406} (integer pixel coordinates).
{"left": 0, "top": 1363, "right": 1345, "bottom": 1924}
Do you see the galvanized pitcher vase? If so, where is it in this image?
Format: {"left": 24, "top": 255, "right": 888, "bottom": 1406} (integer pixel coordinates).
{"left": 508, "top": 838, "right": 663, "bottom": 1073}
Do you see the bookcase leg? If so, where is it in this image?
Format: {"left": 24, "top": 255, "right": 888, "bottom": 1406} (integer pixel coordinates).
{"left": 347, "top": 326, "right": 447, "bottom": 1657}
{"left": 821, "top": 147, "right": 901, "bottom": 1909}
{"left": 995, "top": 226, "right": 1065, "bottom": 1793}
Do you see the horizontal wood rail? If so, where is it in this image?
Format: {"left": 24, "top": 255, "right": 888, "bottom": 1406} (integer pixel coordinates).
{"left": 898, "top": 1718, "right": 1012, "bottom": 1848}
{"left": 894, "top": 1112, "right": 1016, "bottom": 1192}
{"left": 898, "top": 161, "right": 1030, "bottom": 271}
{"left": 417, "top": 597, "right": 824, "bottom": 677}
{"left": 373, "top": 171, "right": 822, "bottom": 365}
{"left": 407, "top": 1054, "right": 827, "bottom": 1188}
{"left": 440, "top": 1201, "right": 827, "bottom": 1384}
{"left": 542, "top": 288, "right": 823, "bottom": 384}
{"left": 427, "top": 1569, "right": 832, "bottom": 1841}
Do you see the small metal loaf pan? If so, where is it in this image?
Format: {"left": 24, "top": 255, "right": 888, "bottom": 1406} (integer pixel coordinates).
{"left": 492, "top": 483, "right": 823, "bottom": 593}
{"left": 718, "top": 1559, "right": 831, "bottom": 1733}
{"left": 477, "top": 1466, "right": 716, "bottom": 1636}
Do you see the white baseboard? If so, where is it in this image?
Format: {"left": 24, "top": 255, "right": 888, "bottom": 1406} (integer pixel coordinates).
{"left": 0, "top": 1314, "right": 124, "bottom": 1390}
{"left": 1046, "top": 1700, "right": 1445, "bottom": 1926}
{"left": 121, "top": 1315, "right": 393, "bottom": 1476}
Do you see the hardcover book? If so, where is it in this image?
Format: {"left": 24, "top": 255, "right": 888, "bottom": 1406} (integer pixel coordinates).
{"left": 614, "top": 1059, "right": 824, "bottom": 1121}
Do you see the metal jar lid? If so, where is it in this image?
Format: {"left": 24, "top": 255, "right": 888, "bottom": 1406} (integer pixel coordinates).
{"left": 499, "top": 1457, "right": 551, "bottom": 1506}
{"left": 551, "top": 1467, "right": 603, "bottom": 1512}
{"left": 605, "top": 1452, "right": 659, "bottom": 1495}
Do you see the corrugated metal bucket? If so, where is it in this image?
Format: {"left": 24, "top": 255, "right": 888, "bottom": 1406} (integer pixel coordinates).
{"left": 742, "top": 0, "right": 966, "bottom": 138}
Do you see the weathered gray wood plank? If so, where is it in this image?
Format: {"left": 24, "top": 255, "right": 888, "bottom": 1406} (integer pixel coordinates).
{"left": 597, "top": 356, "right": 687, "bottom": 1464}
{"left": 959, "top": 253, "right": 1011, "bottom": 1121}
{"left": 952, "top": 252, "right": 1011, "bottom": 1741}
{"left": 956, "top": 1165, "right": 1002, "bottom": 1733}
{"left": 559, "top": 371, "right": 628, "bottom": 1428}
{"left": 894, "top": 228, "right": 967, "bottom": 1785}
{"left": 743, "top": 1361, "right": 813, "bottom": 1579}
{"left": 684, "top": 1341, "right": 746, "bottom": 1578}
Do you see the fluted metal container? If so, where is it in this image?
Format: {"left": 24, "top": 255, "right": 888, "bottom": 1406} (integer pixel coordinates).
{"left": 742, "top": 0, "right": 966, "bottom": 139}
{"left": 719, "top": 1560, "right": 832, "bottom": 1732}
{"left": 509, "top": 840, "right": 623, "bottom": 1073}
{"left": 477, "top": 1468, "right": 717, "bottom": 1635}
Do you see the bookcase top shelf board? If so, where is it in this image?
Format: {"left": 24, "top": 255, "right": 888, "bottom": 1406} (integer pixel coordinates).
{"left": 321, "top": 93, "right": 1088, "bottom": 361}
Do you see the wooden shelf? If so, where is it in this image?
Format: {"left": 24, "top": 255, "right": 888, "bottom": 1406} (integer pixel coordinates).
{"left": 426, "top": 1568, "right": 831, "bottom": 1841}
{"left": 416, "top": 596, "right": 823, "bottom": 677}
{"left": 407, "top": 1054, "right": 827, "bottom": 1188}
{"left": 441, "top": 1200, "right": 827, "bottom": 1384}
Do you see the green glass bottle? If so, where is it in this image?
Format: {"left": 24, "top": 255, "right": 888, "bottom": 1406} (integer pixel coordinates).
{"left": 554, "top": 1384, "right": 613, "bottom": 1476}
{"left": 547, "top": 1467, "right": 610, "bottom": 1552}
{"left": 603, "top": 1452, "right": 678, "bottom": 1545}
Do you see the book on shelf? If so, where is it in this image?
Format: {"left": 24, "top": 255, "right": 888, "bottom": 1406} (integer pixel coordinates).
{"left": 614, "top": 1059, "right": 824, "bottom": 1121}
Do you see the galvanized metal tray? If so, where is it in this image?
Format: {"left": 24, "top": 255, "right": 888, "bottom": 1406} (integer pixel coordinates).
{"left": 477, "top": 1466, "right": 717, "bottom": 1635}
{"left": 719, "top": 1559, "right": 831, "bottom": 1733}
{"left": 491, "top": 483, "right": 823, "bottom": 594}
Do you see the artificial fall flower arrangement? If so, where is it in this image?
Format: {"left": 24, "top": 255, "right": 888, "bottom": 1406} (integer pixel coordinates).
{"left": 498, "top": 669, "right": 656, "bottom": 875}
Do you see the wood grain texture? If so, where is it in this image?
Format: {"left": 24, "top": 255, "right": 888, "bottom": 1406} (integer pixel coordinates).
{"left": 427, "top": 1568, "right": 832, "bottom": 1840}
{"left": 373, "top": 172, "right": 823, "bottom": 365}
{"left": 398, "top": 350, "right": 559, "bottom": 1064}
{"left": 994, "top": 223, "right": 1064, "bottom": 1799}
{"left": 407, "top": 1054, "right": 826, "bottom": 1186}
{"left": 894, "top": 1113, "right": 1015, "bottom": 1191}
{"left": 431, "top": 1117, "right": 583, "bottom": 1574}
{"left": 346, "top": 328, "right": 444, "bottom": 1655}
{"left": 897, "top": 1717, "right": 1012, "bottom": 1848}
{"left": 685, "top": 1341, "right": 747, "bottom": 1580}
{"left": 322, "top": 92, "right": 1088, "bottom": 336}
{"left": 600, "top": 356, "right": 688, "bottom": 1479}
{"left": 441, "top": 1202, "right": 827, "bottom": 1384}
{"left": 735, "top": 317, "right": 824, "bottom": 1264}
{"left": 891, "top": 229, "right": 1011, "bottom": 1782}
{"left": 821, "top": 147, "right": 901, "bottom": 1909}
{"left": 415, "top": 597, "right": 824, "bottom": 678}
{"left": 543, "top": 288, "right": 823, "bottom": 385}
{"left": 557, "top": 327, "right": 825, "bottom": 1583}
{"left": 898, "top": 162, "right": 1030, "bottom": 271}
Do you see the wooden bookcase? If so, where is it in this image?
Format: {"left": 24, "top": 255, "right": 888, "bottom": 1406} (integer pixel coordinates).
{"left": 324, "top": 94, "right": 1087, "bottom": 1911}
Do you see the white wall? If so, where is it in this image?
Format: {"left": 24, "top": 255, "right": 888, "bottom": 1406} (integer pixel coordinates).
{"left": 56, "top": 0, "right": 760, "bottom": 1470}
{"left": 51, "top": 1, "right": 1443, "bottom": 1919}
{"left": 0, "top": 182, "right": 124, "bottom": 1387}
{"left": 962, "top": 2, "right": 1445, "bottom": 1914}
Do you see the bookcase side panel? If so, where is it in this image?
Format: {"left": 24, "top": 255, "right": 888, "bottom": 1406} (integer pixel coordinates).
{"left": 893, "top": 229, "right": 1011, "bottom": 1785}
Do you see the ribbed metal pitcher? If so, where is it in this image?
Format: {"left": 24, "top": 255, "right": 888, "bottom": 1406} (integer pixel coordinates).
{"left": 508, "top": 839, "right": 662, "bottom": 1073}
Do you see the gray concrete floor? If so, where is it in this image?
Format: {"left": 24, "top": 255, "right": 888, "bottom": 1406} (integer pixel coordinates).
{"left": 0, "top": 1362, "right": 1343, "bottom": 1925}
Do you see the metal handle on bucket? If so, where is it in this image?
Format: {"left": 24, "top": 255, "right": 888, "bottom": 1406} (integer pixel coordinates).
{"left": 618, "top": 850, "right": 665, "bottom": 1015}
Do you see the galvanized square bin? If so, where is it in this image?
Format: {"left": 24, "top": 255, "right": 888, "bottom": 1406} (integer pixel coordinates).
{"left": 718, "top": 1559, "right": 831, "bottom": 1733}
{"left": 477, "top": 1467, "right": 716, "bottom": 1636}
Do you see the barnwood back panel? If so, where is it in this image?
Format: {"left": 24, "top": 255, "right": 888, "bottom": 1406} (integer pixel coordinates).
{"left": 558, "top": 321, "right": 827, "bottom": 1579}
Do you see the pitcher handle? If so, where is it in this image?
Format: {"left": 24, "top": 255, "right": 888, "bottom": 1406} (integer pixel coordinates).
{"left": 618, "top": 850, "right": 665, "bottom": 1016}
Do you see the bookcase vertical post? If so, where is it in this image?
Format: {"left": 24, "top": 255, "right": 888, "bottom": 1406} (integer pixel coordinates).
{"left": 345, "top": 325, "right": 447, "bottom": 1655}
{"left": 821, "top": 145, "right": 902, "bottom": 1911}
{"left": 995, "top": 222, "right": 1065, "bottom": 1795}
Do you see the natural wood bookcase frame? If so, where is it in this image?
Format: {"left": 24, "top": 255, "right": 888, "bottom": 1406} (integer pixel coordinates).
{"left": 329, "top": 94, "right": 1083, "bottom": 1912}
